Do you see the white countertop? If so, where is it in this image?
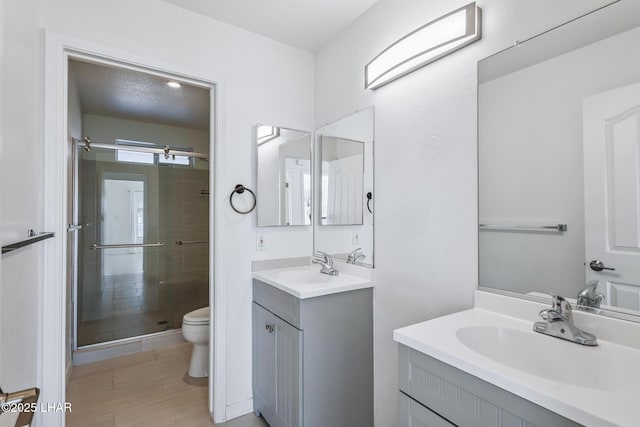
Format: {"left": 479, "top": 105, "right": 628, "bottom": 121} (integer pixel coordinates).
{"left": 252, "top": 265, "right": 373, "bottom": 299}
{"left": 394, "top": 306, "right": 640, "bottom": 427}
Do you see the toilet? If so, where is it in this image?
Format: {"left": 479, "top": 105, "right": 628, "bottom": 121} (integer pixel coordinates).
{"left": 182, "top": 306, "right": 210, "bottom": 378}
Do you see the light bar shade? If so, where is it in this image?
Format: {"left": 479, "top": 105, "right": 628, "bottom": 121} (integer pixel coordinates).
{"left": 365, "top": 3, "right": 482, "bottom": 90}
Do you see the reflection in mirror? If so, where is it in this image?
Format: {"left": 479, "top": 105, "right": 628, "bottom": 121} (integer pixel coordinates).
{"left": 478, "top": 0, "right": 640, "bottom": 319}
{"left": 256, "top": 125, "right": 311, "bottom": 227}
{"left": 314, "top": 107, "right": 374, "bottom": 267}
{"left": 320, "top": 136, "right": 364, "bottom": 225}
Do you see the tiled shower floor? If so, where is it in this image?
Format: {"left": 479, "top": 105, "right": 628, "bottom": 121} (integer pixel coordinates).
{"left": 78, "top": 273, "right": 207, "bottom": 346}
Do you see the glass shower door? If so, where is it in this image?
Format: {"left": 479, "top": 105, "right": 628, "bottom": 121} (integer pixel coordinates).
{"left": 75, "top": 145, "right": 209, "bottom": 347}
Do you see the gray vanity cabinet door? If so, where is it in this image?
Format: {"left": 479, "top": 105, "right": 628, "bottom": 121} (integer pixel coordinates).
{"left": 253, "top": 303, "right": 277, "bottom": 416}
{"left": 252, "top": 302, "right": 303, "bottom": 427}
{"left": 273, "top": 314, "right": 303, "bottom": 427}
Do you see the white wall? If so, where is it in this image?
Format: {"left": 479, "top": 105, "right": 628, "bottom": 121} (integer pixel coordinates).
{"left": 314, "top": 0, "right": 613, "bottom": 425}
{"left": 1, "top": 0, "right": 44, "bottom": 399}
{"left": 2, "top": 0, "right": 313, "bottom": 422}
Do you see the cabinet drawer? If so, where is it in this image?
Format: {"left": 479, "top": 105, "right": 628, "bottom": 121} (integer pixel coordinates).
{"left": 398, "top": 392, "right": 455, "bottom": 427}
{"left": 253, "top": 279, "right": 301, "bottom": 328}
{"left": 398, "top": 345, "right": 581, "bottom": 427}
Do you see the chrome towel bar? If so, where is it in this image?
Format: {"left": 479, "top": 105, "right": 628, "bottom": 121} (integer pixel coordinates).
{"left": 90, "top": 242, "right": 164, "bottom": 250}
{"left": 479, "top": 223, "right": 567, "bottom": 232}
{"left": 2, "top": 230, "right": 55, "bottom": 255}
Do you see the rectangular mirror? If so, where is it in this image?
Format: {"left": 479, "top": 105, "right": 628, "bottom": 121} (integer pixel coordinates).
{"left": 320, "top": 136, "right": 364, "bottom": 225}
{"left": 478, "top": 0, "right": 640, "bottom": 318}
{"left": 256, "top": 125, "right": 311, "bottom": 227}
{"left": 314, "top": 107, "right": 374, "bottom": 267}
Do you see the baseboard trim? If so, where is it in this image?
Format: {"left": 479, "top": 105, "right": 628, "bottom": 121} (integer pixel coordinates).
{"left": 226, "top": 398, "right": 254, "bottom": 421}
{"left": 72, "top": 330, "right": 185, "bottom": 365}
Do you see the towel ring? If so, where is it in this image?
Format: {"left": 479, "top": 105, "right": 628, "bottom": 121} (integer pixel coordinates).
{"left": 366, "top": 192, "right": 373, "bottom": 213}
{"left": 230, "top": 184, "right": 256, "bottom": 214}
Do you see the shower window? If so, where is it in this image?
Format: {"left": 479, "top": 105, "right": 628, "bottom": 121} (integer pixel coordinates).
{"left": 115, "top": 139, "right": 194, "bottom": 167}
{"left": 116, "top": 150, "right": 155, "bottom": 164}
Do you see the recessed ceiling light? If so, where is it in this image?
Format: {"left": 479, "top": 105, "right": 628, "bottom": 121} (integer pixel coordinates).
{"left": 167, "top": 81, "right": 182, "bottom": 89}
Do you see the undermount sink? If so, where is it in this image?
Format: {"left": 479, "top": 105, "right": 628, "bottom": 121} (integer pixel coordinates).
{"left": 272, "top": 268, "right": 332, "bottom": 284}
{"left": 456, "top": 325, "right": 632, "bottom": 390}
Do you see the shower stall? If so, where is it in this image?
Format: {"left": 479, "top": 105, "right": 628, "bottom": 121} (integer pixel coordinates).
{"left": 73, "top": 139, "right": 210, "bottom": 348}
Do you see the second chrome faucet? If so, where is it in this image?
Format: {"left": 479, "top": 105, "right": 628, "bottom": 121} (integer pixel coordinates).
{"left": 533, "top": 294, "right": 597, "bottom": 346}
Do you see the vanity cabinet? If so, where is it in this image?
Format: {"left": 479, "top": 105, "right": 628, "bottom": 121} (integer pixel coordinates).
{"left": 252, "top": 279, "right": 373, "bottom": 427}
{"left": 398, "top": 345, "right": 582, "bottom": 427}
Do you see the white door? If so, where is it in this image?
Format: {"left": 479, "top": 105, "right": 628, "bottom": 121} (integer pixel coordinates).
{"left": 326, "top": 155, "right": 364, "bottom": 224}
{"left": 283, "top": 157, "right": 311, "bottom": 226}
{"left": 584, "top": 82, "right": 640, "bottom": 311}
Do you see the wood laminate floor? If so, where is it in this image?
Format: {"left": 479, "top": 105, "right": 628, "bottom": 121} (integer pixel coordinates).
{"left": 66, "top": 342, "right": 268, "bottom": 427}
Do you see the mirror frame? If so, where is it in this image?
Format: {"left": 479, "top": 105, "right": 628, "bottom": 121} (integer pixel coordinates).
{"left": 476, "top": 0, "right": 640, "bottom": 323}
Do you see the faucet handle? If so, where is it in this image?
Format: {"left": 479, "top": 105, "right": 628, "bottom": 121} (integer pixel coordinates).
{"left": 316, "top": 251, "right": 332, "bottom": 264}
{"left": 549, "top": 294, "right": 574, "bottom": 323}
{"left": 347, "top": 248, "right": 362, "bottom": 257}
{"left": 577, "top": 280, "right": 605, "bottom": 308}
{"left": 347, "top": 248, "right": 363, "bottom": 263}
{"left": 550, "top": 294, "right": 571, "bottom": 313}
{"left": 539, "top": 308, "right": 565, "bottom": 322}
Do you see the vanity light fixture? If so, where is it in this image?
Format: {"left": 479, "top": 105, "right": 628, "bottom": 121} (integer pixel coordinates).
{"left": 166, "top": 81, "right": 182, "bottom": 89}
{"left": 365, "top": 2, "right": 482, "bottom": 90}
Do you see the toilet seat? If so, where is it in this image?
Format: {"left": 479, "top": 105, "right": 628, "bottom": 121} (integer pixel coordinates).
{"left": 183, "top": 307, "right": 210, "bottom": 325}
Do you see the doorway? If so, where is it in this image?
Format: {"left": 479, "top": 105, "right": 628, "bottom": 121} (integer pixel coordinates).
{"left": 43, "top": 33, "right": 221, "bottom": 426}
{"left": 69, "top": 58, "right": 212, "bottom": 351}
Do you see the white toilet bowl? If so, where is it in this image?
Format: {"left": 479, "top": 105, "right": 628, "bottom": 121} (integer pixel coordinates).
{"left": 182, "top": 306, "right": 210, "bottom": 378}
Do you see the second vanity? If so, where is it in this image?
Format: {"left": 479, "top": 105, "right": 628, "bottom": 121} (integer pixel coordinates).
{"left": 252, "top": 265, "right": 374, "bottom": 427}
{"left": 394, "top": 291, "right": 640, "bottom": 427}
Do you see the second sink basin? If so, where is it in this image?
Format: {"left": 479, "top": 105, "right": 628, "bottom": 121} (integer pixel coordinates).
{"left": 456, "top": 325, "right": 632, "bottom": 390}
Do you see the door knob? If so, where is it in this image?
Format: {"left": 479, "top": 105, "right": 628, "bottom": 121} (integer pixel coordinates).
{"left": 589, "top": 260, "right": 615, "bottom": 272}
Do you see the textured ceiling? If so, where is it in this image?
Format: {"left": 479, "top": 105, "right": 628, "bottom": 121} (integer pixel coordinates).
{"left": 69, "top": 59, "right": 210, "bottom": 130}
{"left": 160, "top": 0, "right": 380, "bottom": 51}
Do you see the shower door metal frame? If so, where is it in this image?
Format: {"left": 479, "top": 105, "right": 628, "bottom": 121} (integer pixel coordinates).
{"left": 71, "top": 139, "right": 208, "bottom": 351}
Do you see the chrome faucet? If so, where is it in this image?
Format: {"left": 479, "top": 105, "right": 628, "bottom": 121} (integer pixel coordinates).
{"left": 346, "top": 248, "right": 366, "bottom": 264}
{"left": 312, "top": 251, "right": 338, "bottom": 276}
{"left": 533, "top": 294, "right": 597, "bottom": 346}
{"left": 577, "top": 280, "right": 605, "bottom": 309}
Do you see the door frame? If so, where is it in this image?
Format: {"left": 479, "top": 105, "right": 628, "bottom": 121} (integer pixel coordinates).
{"left": 43, "top": 30, "right": 226, "bottom": 425}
